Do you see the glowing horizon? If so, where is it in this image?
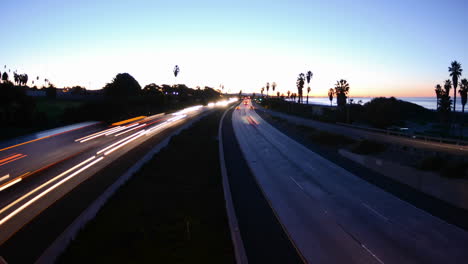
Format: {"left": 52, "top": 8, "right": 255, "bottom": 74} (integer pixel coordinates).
{"left": 1, "top": 0, "right": 467, "bottom": 98}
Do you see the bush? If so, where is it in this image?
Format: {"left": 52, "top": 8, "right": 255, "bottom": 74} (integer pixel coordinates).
{"left": 351, "top": 140, "right": 387, "bottom": 155}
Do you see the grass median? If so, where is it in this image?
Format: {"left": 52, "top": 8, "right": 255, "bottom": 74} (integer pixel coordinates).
{"left": 58, "top": 110, "right": 234, "bottom": 263}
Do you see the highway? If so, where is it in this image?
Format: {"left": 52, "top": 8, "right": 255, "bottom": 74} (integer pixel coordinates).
{"left": 256, "top": 105, "right": 468, "bottom": 155}
{"left": 0, "top": 99, "right": 236, "bottom": 248}
{"left": 232, "top": 99, "right": 468, "bottom": 264}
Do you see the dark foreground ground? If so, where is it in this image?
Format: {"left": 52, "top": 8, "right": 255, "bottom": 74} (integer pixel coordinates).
{"left": 58, "top": 111, "right": 234, "bottom": 263}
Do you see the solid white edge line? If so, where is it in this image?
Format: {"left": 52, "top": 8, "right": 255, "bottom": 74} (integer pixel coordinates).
{"left": 218, "top": 103, "right": 249, "bottom": 264}
{"left": 0, "top": 157, "right": 104, "bottom": 226}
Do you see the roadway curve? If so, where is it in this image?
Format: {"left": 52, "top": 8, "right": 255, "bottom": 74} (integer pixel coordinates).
{"left": 0, "top": 100, "right": 235, "bottom": 262}
{"left": 232, "top": 99, "right": 468, "bottom": 264}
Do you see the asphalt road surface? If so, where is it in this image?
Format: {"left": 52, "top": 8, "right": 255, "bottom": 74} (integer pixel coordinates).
{"left": 232, "top": 99, "right": 468, "bottom": 264}
{"left": 0, "top": 100, "right": 235, "bottom": 251}
{"left": 256, "top": 104, "right": 468, "bottom": 156}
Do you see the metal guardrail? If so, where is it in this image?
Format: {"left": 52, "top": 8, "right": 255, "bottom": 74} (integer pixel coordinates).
{"left": 336, "top": 122, "right": 468, "bottom": 146}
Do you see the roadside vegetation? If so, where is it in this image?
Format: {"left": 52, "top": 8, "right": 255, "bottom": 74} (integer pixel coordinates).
{"left": 256, "top": 61, "right": 467, "bottom": 139}
{"left": 58, "top": 111, "right": 234, "bottom": 263}
{"left": 0, "top": 67, "right": 223, "bottom": 141}
{"left": 260, "top": 112, "right": 467, "bottom": 179}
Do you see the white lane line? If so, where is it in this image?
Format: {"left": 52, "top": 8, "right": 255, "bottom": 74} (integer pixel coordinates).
{"left": 96, "top": 130, "right": 146, "bottom": 155}
{"left": 114, "top": 123, "right": 146, "bottom": 137}
{"left": 0, "top": 174, "right": 9, "bottom": 182}
{"left": 0, "top": 178, "right": 21, "bottom": 192}
{"left": 0, "top": 156, "right": 96, "bottom": 216}
{"left": 0, "top": 157, "right": 104, "bottom": 226}
{"left": 289, "top": 176, "right": 304, "bottom": 190}
{"left": 362, "top": 202, "right": 389, "bottom": 221}
{"left": 362, "top": 244, "right": 385, "bottom": 264}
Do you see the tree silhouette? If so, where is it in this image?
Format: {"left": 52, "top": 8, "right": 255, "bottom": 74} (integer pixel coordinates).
{"left": 438, "top": 80, "right": 452, "bottom": 116}
{"left": 277, "top": 91, "right": 280, "bottom": 97}
{"left": 2, "top": 72, "right": 8, "bottom": 82}
{"left": 272, "top": 82, "right": 276, "bottom": 95}
{"left": 296, "top": 73, "right": 305, "bottom": 103}
{"left": 334, "top": 79, "right": 350, "bottom": 107}
{"left": 173, "top": 65, "right": 180, "bottom": 87}
{"left": 459, "top": 78, "right": 468, "bottom": 115}
{"left": 448, "top": 61, "right": 462, "bottom": 112}
{"left": 287, "top": 90, "right": 291, "bottom": 98}
{"left": 261, "top": 87, "right": 264, "bottom": 97}
{"left": 435, "top": 84, "right": 443, "bottom": 109}
{"left": 266, "top": 82, "right": 270, "bottom": 97}
{"left": 328, "top": 88, "right": 335, "bottom": 106}
{"left": 103, "top": 73, "right": 141, "bottom": 97}
{"left": 306, "top": 71, "right": 313, "bottom": 104}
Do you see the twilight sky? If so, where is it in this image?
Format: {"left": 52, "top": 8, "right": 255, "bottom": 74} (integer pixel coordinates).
{"left": 1, "top": 0, "right": 467, "bottom": 96}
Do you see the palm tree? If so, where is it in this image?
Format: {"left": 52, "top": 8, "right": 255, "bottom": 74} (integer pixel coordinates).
{"left": 334, "top": 79, "right": 350, "bottom": 107}
{"left": 272, "top": 82, "right": 276, "bottom": 95}
{"left": 306, "top": 71, "right": 313, "bottom": 104}
{"left": 459, "top": 79, "right": 468, "bottom": 115}
{"left": 287, "top": 90, "right": 291, "bottom": 98}
{"left": 277, "top": 91, "right": 280, "bottom": 97}
{"left": 296, "top": 73, "right": 305, "bottom": 103}
{"left": 173, "top": 65, "right": 180, "bottom": 88}
{"left": 449, "top": 61, "right": 463, "bottom": 112}
{"left": 261, "top": 87, "right": 264, "bottom": 97}
{"left": 266, "top": 82, "right": 270, "bottom": 97}
{"left": 328, "top": 88, "right": 335, "bottom": 106}
{"left": 435, "top": 84, "right": 443, "bottom": 109}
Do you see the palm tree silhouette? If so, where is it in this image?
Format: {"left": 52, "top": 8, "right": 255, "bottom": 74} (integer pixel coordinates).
{"left": 328, "top": 88, "right": 335, "bottom": 106}
{"left": 296, "top": 73, "right": 305, "bottom": 103}
{"left": 287, "top": 90, "right": 291, "bottom": 98}
{"left": 261, "top": 87, "right": 265, "bottom": 97}
{"left": 449, "top": 61, "right": 462, "bottom": 112}
{"left": 306, "top": 71, "right": 313, "bottom": 104}
{"left": 334, "top": 79, "right": 350, "bottom": 107}
{"left": 173, "top": 65, "right": 180, "bottom": 88}
{"left": 459, "top": 78, "right": 468, "bottom": 115}
{"left": 435, "top": 84, "right": 443, "bottom": 109}
{"left": 272, "top": 82, "right": 276, "bottom": 96}
{"left": 266, "top": 82, "right": 270, "bottom": 97}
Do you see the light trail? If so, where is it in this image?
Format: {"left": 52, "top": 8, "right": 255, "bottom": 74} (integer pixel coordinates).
{"left": 104, "top": 132, "right": 146, "bottom": 156}
{"left": 104, "top": 123, "right": 139, "bottom": 136}
{"left": 75, "top": 126, "right": 123, "bottom": 142}
{"left": 0, "top": 178, "right": 21, "bottom": 192}
{"left": 0, "top": 157, "right": 104, "bottom": 226}
{"left": 0, "top": 156, "right": 96, "bottom": 216}
{"left": 96, "top": 130, "right": 146, "bottom": 155}
{"left": 0, "top": 174, "right": 9, "bottom": 182}
{"left": 0, "top": 154, "right": 27, "bottom": 167}
{"left": 114, "top": 124, "right": 147, "bottom": 137}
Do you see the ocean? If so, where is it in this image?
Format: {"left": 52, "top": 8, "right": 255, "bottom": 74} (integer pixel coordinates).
{"left": 291, "top": 97, "right": 466, "bottom": 112}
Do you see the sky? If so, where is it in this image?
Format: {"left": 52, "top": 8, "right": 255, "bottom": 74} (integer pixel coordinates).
{"left": 1, "top": 0, "right": 467, "bottom": 97}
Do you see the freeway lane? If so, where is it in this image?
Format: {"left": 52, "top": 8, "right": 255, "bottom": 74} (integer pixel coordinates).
{"left": 0, "top": 99, "right": 236, "bottom": 248}
{"left": 233, "top": 99, "right": 468, "bottom": 264}
{"left": 256, "top": 104, "right": 467, "bottom": 155}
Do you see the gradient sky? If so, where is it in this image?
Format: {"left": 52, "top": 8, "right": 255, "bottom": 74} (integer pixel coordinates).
{"left": 2, "top": 0, "right": 467, "bottom": 96}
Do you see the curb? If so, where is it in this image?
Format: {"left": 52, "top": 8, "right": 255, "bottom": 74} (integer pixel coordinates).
{"left": 219, "top": 104, "right": 248, "bottom": 264}
{"left": 36, "top": 111, "right": 212, "bottom": 264}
